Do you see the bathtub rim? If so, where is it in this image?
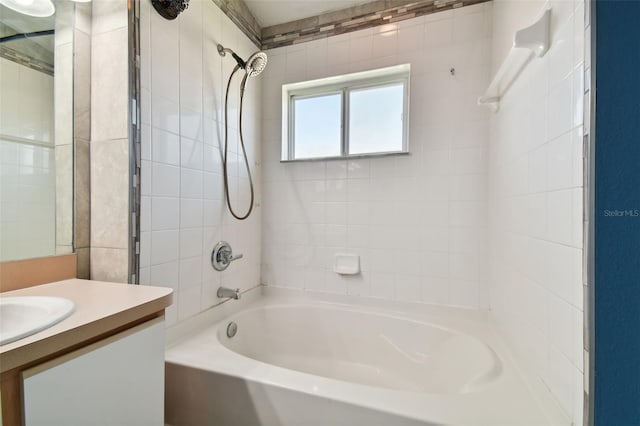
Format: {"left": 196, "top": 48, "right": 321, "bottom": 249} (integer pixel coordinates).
{"left": 166, "top": 285, "right": 492, "bottom": 348}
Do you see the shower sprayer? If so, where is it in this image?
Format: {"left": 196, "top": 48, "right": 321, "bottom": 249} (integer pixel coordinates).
{"left": 217, "top": 44, "right": 268, "bottom": 220}
{"left": 217, "top": 45, "right": 268, "bottom": 77}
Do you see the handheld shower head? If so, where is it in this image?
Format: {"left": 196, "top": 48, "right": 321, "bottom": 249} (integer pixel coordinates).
{"left": 245, "top": 51, "right": 268, "bottom": 77}
{"left": 217, "top": 44, "right": 268, "bottom": 77}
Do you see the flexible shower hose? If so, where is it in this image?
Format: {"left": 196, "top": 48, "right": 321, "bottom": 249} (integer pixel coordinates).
{"left": 222, "top": 64, "right": 255, "bottom": 220}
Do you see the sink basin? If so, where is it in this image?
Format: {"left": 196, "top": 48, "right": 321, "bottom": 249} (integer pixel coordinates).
{"left": 0, "top": 296, "right": 75, "bottom": 346}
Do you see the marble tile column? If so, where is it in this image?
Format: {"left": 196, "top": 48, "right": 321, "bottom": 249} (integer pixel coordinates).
{"left": 90, "top": 0, "right": 131, "bottom": 283}
{"left": 54, "top": 1, "right": 74, "bottom": 257}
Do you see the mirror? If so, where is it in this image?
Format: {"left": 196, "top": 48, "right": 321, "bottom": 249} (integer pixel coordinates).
{"left": 0, "top": 1, "right": 82, "bottom": 264}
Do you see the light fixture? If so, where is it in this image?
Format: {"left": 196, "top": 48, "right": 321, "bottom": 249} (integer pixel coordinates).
{"left": 0, "top": 0, "right": 55, "bottom": 17}
{"left": 69, "top": 0, "right": 91, "bottom": 3}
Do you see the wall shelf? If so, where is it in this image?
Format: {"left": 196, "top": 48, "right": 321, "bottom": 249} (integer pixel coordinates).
{"left": 478, "top": 8, "right": 551, "bottom": 113}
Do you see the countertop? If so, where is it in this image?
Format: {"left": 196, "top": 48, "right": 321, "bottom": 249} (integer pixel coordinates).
{"left": 0, "top": 279, "right": 173, "bottom": 373}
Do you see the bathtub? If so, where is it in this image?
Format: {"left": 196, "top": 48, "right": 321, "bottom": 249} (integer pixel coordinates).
{"left": 165, "top": 287, "right": 568, "bottom": 426}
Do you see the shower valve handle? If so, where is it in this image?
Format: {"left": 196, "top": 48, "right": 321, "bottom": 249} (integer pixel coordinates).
{"left": 212, "top": 241, "right": 243, "bottom": 271}
{"left": 225, "top": 251, "right": 244, "bottom": 262}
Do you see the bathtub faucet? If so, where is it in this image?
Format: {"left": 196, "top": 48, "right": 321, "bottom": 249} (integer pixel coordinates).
{"left": 217, "top": 287, "right": 241, "bottom": 300}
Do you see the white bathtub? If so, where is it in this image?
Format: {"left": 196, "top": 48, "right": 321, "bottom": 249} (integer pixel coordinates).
{"left": 165, "top": 287, "right": 569, "bottom": 426}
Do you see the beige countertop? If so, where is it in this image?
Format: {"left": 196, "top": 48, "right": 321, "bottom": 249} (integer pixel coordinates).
{"left": 0, "top": 279, "right": 173, "bottom": 373}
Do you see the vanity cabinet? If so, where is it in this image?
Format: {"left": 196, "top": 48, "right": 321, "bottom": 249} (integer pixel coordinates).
{"left": 0, "top": 279, "right": 173, "bottom": 426}
{"left": 22, "top": 318, "right": 164, "bottom": 426}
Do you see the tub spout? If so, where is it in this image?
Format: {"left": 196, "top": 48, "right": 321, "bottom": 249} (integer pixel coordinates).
{"left": 217, "top": 287, "right": 241, "bottom": 300}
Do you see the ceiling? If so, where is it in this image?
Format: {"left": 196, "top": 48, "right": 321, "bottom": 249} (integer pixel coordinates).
{"left": 244, "top": 0, "right": 371, "bottom": 27}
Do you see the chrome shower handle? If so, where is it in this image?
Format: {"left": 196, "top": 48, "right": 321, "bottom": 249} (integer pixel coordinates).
{"left": 211, "top": 241, "right": 243, "bottom": 271}
{"left": 225, "top": 251, "right": 243, "bottom": 262}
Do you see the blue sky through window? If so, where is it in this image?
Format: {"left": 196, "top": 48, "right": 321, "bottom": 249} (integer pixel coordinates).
{"left": 294, "top": 93, "right": 342, "bottom": 159}
{"left": 349, "top": 84, "right": 404, "bottom": 155}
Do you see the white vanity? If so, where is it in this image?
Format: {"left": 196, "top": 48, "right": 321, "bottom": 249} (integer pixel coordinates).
{"left": 0, "top": 279, "right": 173, "bottom": 426}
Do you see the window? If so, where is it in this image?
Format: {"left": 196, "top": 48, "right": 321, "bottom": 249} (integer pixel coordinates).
{"left": 292, "top": 93, "right": 342, "bottom": 159}
{"left": 282, "top": 64, "right": 410, "bottom": 161}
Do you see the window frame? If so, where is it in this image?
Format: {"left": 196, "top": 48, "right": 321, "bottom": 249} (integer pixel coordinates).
{"left": 282, "top": 65, "right": 411, "bottom": 162}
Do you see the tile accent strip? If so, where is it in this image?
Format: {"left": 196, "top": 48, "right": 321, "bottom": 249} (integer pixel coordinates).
{"left": 130, "top": 0, "right": 142, "bottom": 283}
{"left": 211, "top": 0, "right": 262, "bottom": 47}
{"left": 209, "top": 0, "right": 491, "bottom": 51}
{"left": 0, "top": 45, "right": 54, "bottom": 76}
{"left": 261, "top": 0, "right": 491, "bottom": 50}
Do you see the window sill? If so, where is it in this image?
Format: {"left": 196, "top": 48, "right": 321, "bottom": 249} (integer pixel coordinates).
{"left": 280, "top": 151, "right": 410, "bottom": 163}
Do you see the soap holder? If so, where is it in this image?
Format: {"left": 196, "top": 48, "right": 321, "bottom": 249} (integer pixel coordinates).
{"left": 334, "top": 253, "right": 360, "bottom": 275}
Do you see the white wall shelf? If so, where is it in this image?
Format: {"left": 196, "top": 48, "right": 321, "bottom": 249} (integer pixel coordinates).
{"left": 478, "top": 8, "right": 551, "bottom": 113}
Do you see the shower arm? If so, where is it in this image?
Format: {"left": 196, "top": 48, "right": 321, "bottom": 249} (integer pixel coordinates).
{"left": 217, "top": 45, "right": 247, "bottom": 69}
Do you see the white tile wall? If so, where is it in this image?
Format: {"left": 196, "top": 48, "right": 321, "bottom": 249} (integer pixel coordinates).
{"left": 489, "top": 1, "right": 585, "bottom": 423}
{"left": 0, "top": 140, "right": 56, "bottom": 261}
{"left": 0, "top": 58, "right": 56, "bottom": 261}
{"left": 260, "top": 4, "right": 492, "bottom": 308}
{"left": 138, "top": 0, "right": 262, "bottom": 326}
{"left": 0, "top": 58, "right": 54, "bottom": 144}
{"left": 136, "top": 1, "right": 583, "bottom": 418}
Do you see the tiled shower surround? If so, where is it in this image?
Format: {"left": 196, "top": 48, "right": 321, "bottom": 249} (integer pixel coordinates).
{"left": 259, "top": 0, "right": 584, "bottom": 422}
{"left": 489, "top": 1, "right": 585, "bottom": 424}
{"left": 261, "top": 4, "right": 493, "bottom": 307}
{"left": 136, "top": 0, "right": 584, "bottom": 422}
{"left": 138, "top": 0, "right": 262, "bottom": 325}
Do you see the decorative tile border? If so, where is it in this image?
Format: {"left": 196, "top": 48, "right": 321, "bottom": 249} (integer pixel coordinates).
{"left": 0, "top": 45, "right": 54, "bottom": 76}
{"left": 211, "top": 0, "right": 262, "bottom": 47}
{"left": 261, "top": 0, "right": 491, "bottom": 50}
{"left": 210, "top": 0, "right": 490, "bottom": 51}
